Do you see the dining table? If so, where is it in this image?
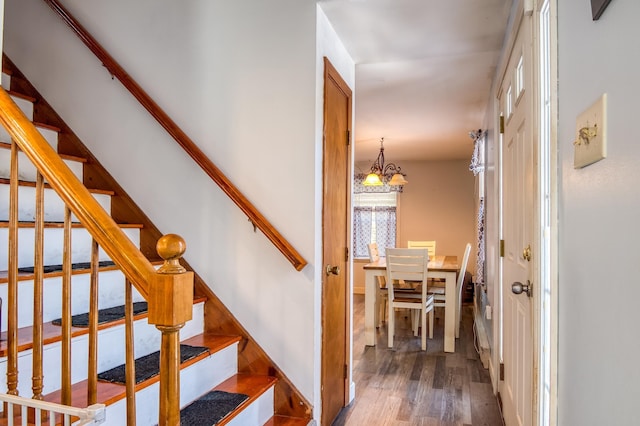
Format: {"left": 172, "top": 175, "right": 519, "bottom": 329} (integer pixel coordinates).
{"left": 363, "top": 254, "right": 460, "bottom": 353}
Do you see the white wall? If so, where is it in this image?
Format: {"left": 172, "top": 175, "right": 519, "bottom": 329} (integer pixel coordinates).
{"left": 3, "top": 0, "right": 352, "bottom": 414}
{"left": 558, "top": 0, "right": 640, "bottom": 424}
{"left": 395, "top": 160, "right": 477, "bottom": 272}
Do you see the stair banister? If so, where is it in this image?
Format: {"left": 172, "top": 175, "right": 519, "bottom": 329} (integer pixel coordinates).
{"left": 41, "top": 0, "right": 308, "bottom": 272}
{"left": 0, "top": 86, "right": 193, "bottom": 425}
{"left": 0, "top": 87, "right": 154, "bottom": 298}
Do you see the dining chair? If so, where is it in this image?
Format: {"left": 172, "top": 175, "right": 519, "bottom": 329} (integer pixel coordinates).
{"left": 428, "top": 242, "right": 472, "bottom": 338}
{"left": 367, "top": 243, "right": 388, "bottom": 327}
{"left": 385, "top": 248, "right": 434, "bottom": 351}
{"left": 407, "top": 240, "right": 436, "bottom": 258}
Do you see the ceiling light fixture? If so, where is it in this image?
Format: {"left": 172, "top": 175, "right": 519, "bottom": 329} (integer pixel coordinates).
{"left": 363, "top": 138, "right": 408, "bottom": 186}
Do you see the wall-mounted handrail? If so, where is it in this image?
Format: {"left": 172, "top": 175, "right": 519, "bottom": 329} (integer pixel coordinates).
{"left": 42, "top": 0, "right": 308, "bottom": 271}
{"left": 0, "top": 87, "right": 155, "bottom": 298}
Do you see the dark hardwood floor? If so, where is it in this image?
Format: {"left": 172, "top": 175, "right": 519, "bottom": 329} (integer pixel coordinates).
{"left": 334, "top": 294, "right": 503, "bottom": 426}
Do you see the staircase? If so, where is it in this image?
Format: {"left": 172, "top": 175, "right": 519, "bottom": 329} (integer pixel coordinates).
{"left": 0, "top": 58, "right": 310, "bottom": 425}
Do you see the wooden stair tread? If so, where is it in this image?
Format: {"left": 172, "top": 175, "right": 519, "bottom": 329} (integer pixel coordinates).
{"left": 0, "top": 177, "right": 114, "bottom": 195}
{"left": 6, "top": 89, "right": 35, "bottom": 103}
{"left": 40, "top": 334, "right": 241, "bottom": 409}
{"left": 0, "top": 221, "right": 143, "bottom": 229}
{"left": 213, "top": 374, "right": 278, "bottom": 426}
{"left": 0, "top": 259, "right": 163, "bottom": 284}
{"left": 32, "top": 121, "right": 61, "bottom": 132}
{"left": 264, "top": 415, "right": 310, "bottom": 426}
{"left": 181, "top": 332, "right": 241, "bottom": 350}
{"left": 0, "top": 297, "right": 207, "bottom": 357}
{"left": 0, "top": 141, "right": 88, "bottom": 163}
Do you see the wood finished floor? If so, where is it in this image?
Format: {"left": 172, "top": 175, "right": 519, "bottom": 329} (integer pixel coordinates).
{"left": 334, "top": 294, "right": 503, "bottom": 426}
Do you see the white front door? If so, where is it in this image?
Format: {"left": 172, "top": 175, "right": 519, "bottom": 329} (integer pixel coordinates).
{"left": 499, "top": 10, "right": 535, "bottom": 426}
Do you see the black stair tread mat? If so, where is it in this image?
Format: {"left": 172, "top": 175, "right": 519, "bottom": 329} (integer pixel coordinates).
{"left": 18, "top": 261, "right": 116, "bottom": 274}
{"left": 97, "top": 344, "right": 210, "bottom": 385}
{"left": 180, "top": 390, "right": 249, "bottom": 425}
{"left": 51, "top": 302, "right": 148, "bottom": 327}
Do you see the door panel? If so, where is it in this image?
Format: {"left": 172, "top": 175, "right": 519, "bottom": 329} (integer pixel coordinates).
{"left": 500, "top": 13, "right": 534, "bottom": 426}
{"left": 321, "top": 58, "right": 351, "bottom": 426}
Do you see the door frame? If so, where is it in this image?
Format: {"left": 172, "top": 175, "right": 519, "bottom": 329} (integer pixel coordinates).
{"left": 320, "top": 57, "right": 353, "bottom": 425}
{"left": 492, "top": 0, "right": 558, "bottom": 425}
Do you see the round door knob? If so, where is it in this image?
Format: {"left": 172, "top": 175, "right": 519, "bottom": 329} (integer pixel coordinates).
{"left": 325, "top": 265, "right": 340, "bottom": 276}
{"left": 512, "top": 280, "right": 532, "bottom": 297}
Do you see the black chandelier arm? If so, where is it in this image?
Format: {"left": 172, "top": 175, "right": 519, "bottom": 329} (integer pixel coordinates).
{"left": 367, "top": 137, "right": 406, "bottom": 177}
{"left": 369, "top": 148, "right": 385, "bottom": 173}
{"left": 382, "top": 163, "right": 403, "bottom": 176}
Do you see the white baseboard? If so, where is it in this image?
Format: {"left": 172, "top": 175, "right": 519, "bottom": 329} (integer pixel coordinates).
{"left": 473, "top": 304, "right": 491, "bottom": 369}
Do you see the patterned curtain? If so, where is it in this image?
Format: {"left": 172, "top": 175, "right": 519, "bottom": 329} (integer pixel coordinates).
{"left": 374, "top": 206, "right": 397, "bottom": 252}
{"left": 353, "top": 206, "right": 373, "bottom": 258}
{"left": 469, "top": 131, "right": 486, "bottom": 176}
{"left": 476, "top": 198, "right": 485, "bottom": 285}
{"left": 354, "top": 173, "right": 404, "bottom": 193}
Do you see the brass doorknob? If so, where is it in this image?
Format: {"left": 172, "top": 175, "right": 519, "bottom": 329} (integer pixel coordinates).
{"left": 325, "top": 265, "right": 340, "bottom": 276}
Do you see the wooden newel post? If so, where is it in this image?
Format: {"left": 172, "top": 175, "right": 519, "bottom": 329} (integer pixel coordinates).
{"left": 148, "top": 234, "right": 194, "bottom": 426}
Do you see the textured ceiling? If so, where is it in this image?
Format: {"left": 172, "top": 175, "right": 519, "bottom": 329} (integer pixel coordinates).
{"left": 319, "top": 0, "right": 513, "bottom": 163}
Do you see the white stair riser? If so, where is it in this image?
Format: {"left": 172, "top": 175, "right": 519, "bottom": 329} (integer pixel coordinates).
{"left": 0, "top": 227, "right": 140, "bottom": 269}
{"left": 0, "top": 270, "right": 144, "bottom": 332}
{"left": 0, "top": 302, "right": 205, "bottom": 399}
{"left": 0, "top": 184, "right": 111, "bottom": 223}
{"left": 6, "top": 94, "right": 33, "bottom": 122}
{"left": 228, "top": 386, "right": 274, "bottom": 426}
{"left": 96, "top": 302, "right": 204, "bottom": 372}
{"left": 0, "top": 149, "right": 84, "bottom": 184}
{"left": 2, "top": 73, "right": 10, "bottom": 89}
{"left": 100, "top": 342, "right": 238, "bottom": 426}
{"left": 0, "top": 124, "right": 57, "bottom": 151}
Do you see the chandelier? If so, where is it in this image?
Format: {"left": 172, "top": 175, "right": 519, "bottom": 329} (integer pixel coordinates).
{"left": 363, "top": 138, "right": 408, "bottom": 186}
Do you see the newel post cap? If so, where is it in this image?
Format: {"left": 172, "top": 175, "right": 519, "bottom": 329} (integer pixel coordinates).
{"left": 156, "top": 233, "right": 187, "bottom": 274}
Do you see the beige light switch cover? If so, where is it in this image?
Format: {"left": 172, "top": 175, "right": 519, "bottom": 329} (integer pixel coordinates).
{"left": 574, "top": 94, "right": 607, "bottom": 168}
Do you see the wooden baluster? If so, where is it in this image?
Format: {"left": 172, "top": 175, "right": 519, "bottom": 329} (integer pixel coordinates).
{"left": 7, "top": 141, "right": 19, "bottom": 400}
{"left": 61, "top": 206, "right": 72, "bottom": 405}
{"left": 125, "top": 279, "right": 136, "bottom": 426}
{"left": 149, "top": 234, "right": 193, "bottom": 426}
{"left": 87, "top": 239, "right": 99, "bottom": 405}
{"left": 32, "top": 172, "right": 45, "bottom": 402}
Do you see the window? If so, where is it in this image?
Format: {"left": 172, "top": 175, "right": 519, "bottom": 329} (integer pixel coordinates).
{"left": 353, "top": 192, "right": 397, "bottom": 258}
{"left": 506, "top": 84, "right": 513, "bottom": 119}
{"left": 516, "top": 54, "right": 524, "bottom": 99}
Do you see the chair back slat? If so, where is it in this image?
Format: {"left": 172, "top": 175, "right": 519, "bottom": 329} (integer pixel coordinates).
{"left": 385, "top": 247, "right": 433, "bottom": 350}
{"left": 407, "top": 240, "right": 436, "bottom": 258}
{"left": 367, "top": 243, "right": 380, "bottom": 262}
{"left": 386, "top": 248, "right": 429, "bottom": 299}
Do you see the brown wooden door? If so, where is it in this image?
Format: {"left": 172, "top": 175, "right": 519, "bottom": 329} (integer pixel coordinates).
{"left": 321, "top": 57, "right": 351, "bottom": 426}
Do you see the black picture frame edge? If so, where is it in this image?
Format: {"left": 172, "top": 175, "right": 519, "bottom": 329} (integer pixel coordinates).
{"left": 591, "top": 0, "right": 613, "bottom": 20}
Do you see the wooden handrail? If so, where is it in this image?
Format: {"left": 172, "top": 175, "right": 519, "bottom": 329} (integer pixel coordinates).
{"left": 0, "top": 87, "right": 155, "bottom": 298}
{"left": 42, "top": 0, "right": 308, "bottom": 271}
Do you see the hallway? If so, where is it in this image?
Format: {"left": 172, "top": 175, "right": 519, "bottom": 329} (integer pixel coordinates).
{"left": 334, "top": 294, "right": 503, "bottom": 425}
